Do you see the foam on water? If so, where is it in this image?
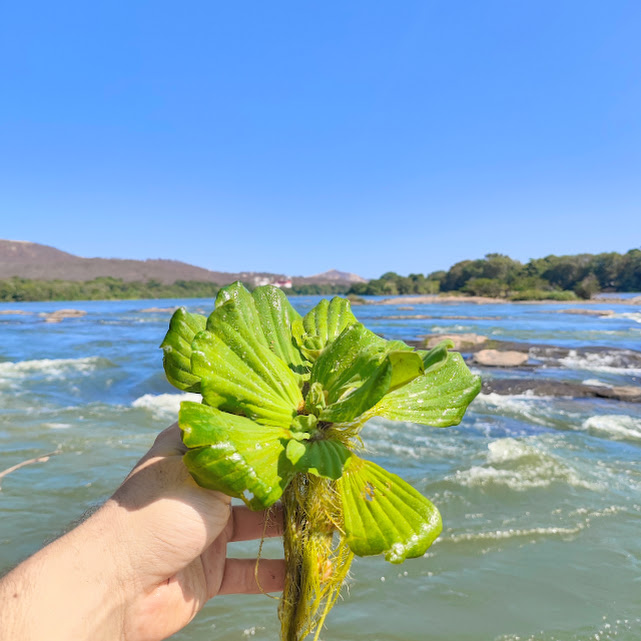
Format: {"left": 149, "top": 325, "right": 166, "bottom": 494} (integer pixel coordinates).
{"left": 494, "top": 615, "right": 641, "bottom": 641}
{"left": 486, "top": 437, "right": 539, "bottom": 463}
{"left": 132, "top": 392, "right": 201, "bottom": 418}
{"left": 582, "top": 414, "right": 641, "bottom": 441}
{"left": 41, "top": 422, "right": 72, "bottom": 430}
{"left": 614, "top": 311, "right": 641, "bottom": 324}
{"left": 361, "top": 418, "right": 464, "bottom": 462}
{"left": 443, "top": 504, "right": 633, "bottom": 555}
{"left": 558, "top": 350, "right": 641, "bottom": 375}
{"left": 473, "top": 392, "right": 558, "bottom": 426}
{"left": 445, "top": 524, "right": 585, "bottom": 543}
{"left": 430, "top": 324, "right": 471, "bottom": 333}
{"left": 0, "top": 357, "right": 109, "bottom": 384}
{"left": 581, "top": 378, "right": 610, "bottom": 387}
{"left": 452, "top": 437, "right": 597, "bottom": 491}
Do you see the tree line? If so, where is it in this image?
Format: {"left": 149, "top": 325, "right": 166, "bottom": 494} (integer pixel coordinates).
{"left": 0, "top": 276, "right": 349, "bottom": 302}
{"left": 2, "top": 250, "right": 638, "bottom": 302}
{"left": 0, "top": 277, "right": 222, "bottom": 302}
{"left": 347, "top": 249, "right": 641, "bottom": 300}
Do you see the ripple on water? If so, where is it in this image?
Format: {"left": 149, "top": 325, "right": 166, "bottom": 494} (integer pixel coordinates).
{"left": 582, "top": 414, "right": 641, "bottom": 442}
{"left": 494, "top": 615, "right": 641, "bottom": 641}
{"left": 0, "top": 356, "right": 114, "bottom": 386}
{"left": 557, "top": 349, "right": 641, "bottom": 376}
{"left": 131, "top": 392, "right": 201, "bottom": 419}
{"left": 472, "top": 392, "right": 561, "bottom": 427}
{"left": 451, "top": 437, "right": 601, "bottom": 491}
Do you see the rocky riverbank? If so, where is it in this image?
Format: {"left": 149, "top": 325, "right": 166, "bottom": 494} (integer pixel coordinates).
{"left": 419, "top": 332, "right": 641, "bottom": 403}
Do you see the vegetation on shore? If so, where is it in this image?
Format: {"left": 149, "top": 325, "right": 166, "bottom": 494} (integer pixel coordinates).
{"left": 347, "top": 249, "right": 641, "bottom": 300}
{"left": 0, "top": 277, "right": 223, "bottom": 302}
{"left": 0, "top": 276, "right": 349, "bottom": 302}
{"left": 1, "top": 249, "right": 639, "bottom": 302}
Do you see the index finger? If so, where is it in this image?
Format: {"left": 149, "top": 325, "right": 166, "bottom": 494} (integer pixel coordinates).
{"left": 150, "top": 422, "right": 188, "bottom": 456}
{"left": 231, "top": 504, "right": 284, "bottom": 542}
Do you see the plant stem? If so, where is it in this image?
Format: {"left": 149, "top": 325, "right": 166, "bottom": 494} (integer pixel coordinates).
{"left": 279, "top": 474, "right": 353, "bottom": 641}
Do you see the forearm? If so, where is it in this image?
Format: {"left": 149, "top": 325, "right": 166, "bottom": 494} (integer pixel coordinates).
{"left": 0, "top": 502, "right": 129, "bottom": 641}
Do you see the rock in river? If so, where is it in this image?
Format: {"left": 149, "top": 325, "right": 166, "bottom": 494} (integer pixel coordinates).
{"left": 473, "top": 349, "right": 529, "bottom": 367}
{"left": 426, "top": 333, "right": 488, "bottom": 350}
{"left": 40, "top": 309, "right": 87, "bottom": 323}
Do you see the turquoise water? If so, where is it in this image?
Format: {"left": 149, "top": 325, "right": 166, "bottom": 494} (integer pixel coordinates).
{"left": 1, "top": 297, "right": 640, "bottom": 640}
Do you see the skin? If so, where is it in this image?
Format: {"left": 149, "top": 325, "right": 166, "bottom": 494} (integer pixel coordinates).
{"left": 0, "top": 423, "right": 286, "bottom": 641}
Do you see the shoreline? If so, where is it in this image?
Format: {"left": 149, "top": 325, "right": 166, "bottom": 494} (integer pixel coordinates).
{"left": 372, "top": 294, "right": 641, "bottom": 306}
{"left": 0, "top": 292, "right": 639, "bottom": 308}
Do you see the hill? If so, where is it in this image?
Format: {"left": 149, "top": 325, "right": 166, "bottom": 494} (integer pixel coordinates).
{"left": 0, "top": 240, "right": 365, "bottom": 287}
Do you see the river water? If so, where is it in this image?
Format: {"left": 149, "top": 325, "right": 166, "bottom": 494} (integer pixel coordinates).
{"left": 1, "top": 296, "right": 640, "bottom": 641}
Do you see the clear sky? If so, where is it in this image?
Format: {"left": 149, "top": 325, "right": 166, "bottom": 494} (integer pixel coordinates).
{"left": 1, "top": 1, "right": 640, "bottom": 279}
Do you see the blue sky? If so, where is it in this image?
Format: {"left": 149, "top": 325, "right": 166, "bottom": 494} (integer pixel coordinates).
{"left": 1, "top": 1, "right": 639, "bottom": 279}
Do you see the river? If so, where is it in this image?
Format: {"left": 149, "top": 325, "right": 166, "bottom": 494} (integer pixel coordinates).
{"left": 1, "top": 296, "right": 640, "bottom": 640}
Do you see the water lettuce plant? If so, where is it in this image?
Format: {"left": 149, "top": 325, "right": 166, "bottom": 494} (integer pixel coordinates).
{"left": 161, "top": 283, "right": 481, "bottom": 640}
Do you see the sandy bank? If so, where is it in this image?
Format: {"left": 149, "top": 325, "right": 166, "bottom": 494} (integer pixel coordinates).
{"left": 374, "top": 295, "right": 506, "bottom": 305}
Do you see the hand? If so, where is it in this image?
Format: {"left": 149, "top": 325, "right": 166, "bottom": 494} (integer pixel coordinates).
{"left": 0, "top": 423, "right": 285, "bottom": 641}
{"left": 112, "top": 423, "right": 285, "bottom": 641}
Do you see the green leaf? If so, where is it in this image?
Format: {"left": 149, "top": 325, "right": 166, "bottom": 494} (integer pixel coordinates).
{"left": 251, "top": 286, "right": 307, "bottom": 378}
{"left": 387, "top": 350, "right": 425, "bottom": 391}
{"left": 285, "top": 439, "right": 307, "bottom": 465}
{"left": 191, "top": 326, "right": 303, "bottom": 426}
{"left": 294, "top": 438, "right": 352, "bottom": 479}
{"left": 308, "top": 324, "right": 425, "bottom": 423}
{"left": 215, "top": 281, "right": 307, "bottom": 380}
{"left": 420, "top": 339, "right": 454, "bottom": 371}
{"left": 180, "top": 401, "right": 294, "bottom": 509}
{"left": 291, "top": 413, "right": 318, "bottom": 433}
{"left": 338, "top": 457, "right": 442, "bottom": 563}
{"left": 310, "top": 324, "right": 394, "bottom": 423}
{"left": 160, "top": 308, "right": 207, "bottom": 392}
{"left": 292, "top": 297, "right": 358, "bottom": 361}
{"left": 384, "top": 339, "right": 415, "bottom": 352}
{"left": 364, "top": 351, "right": 481, "bottom": 427}
{"left": 213, "top": 282, "right": 270, "bottom": 350}
{"left": 215, "top": 280, "right": 257, "bottom": 311}
{"left": 207, "top": 297, "right": 304, "bottom": 409}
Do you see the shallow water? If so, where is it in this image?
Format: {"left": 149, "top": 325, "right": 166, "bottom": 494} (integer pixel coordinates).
{"left": 1, "top": 296, "right": 640, "bottom": 640}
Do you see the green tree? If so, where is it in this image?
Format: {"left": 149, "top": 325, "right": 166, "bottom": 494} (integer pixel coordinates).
{"left": 574, "top": 274, "right": 600, "bottom": 299}
{"left": 463, "top": 278, "right": 508, "bottom": 298}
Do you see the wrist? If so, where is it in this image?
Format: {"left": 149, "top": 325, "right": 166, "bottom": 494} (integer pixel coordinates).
{"left": 0, "top": 501, "right": 131, "bottom": 641}
{"left": 70, "top": 499, "right": 135, "bottom": 608}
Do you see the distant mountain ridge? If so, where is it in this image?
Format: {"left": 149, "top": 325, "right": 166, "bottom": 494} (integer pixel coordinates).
{"left": 0, "top": 240, "right": 367, "bottom": 286}
{"left": 307, "top": 269, "right": 366, "bottom": 284}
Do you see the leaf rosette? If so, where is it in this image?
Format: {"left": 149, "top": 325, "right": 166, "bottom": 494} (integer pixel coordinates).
{"left": 161, "top": 283, "right": 481, "bottom": 638}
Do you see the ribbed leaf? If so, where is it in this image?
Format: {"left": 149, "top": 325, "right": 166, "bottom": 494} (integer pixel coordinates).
{"left": 160, "top": 308, "right": 207, "bottom": 392}
{"left": 251, "top": 286, "right": 307, "bottom": 378}
{"left": 365, "top": 352, "right": 481, "bottom": 427}
{"left": 215, "top": 280, "right": 257, "bottom": 313}
{"left": 191, "top": 327, "right": 302, "bottom": 426}
{"left": 213, "top": 282, "right": 270, "bottom": 348}
{"left": 310, "top": 324, "right": 393, "bottom": 423}
{"left": 215, "top": 281, "right": 307, "bottom": 380}
{"left": 292, "top": 297, "right": 358, "bottom": 361}
{"left": 208, "top": 298, "right": 303, "bottom": 409}
{"left": 294, "top": 438, "right": 352, "bottom": 479}
{"left": 180, "top": 401, "right": 293, "bottom": 509}
{"left": 308, "top": 324, "right": 426, "bottom": 423}
{"left": 338, "top": 457, "right": 442, "bottom": 563}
